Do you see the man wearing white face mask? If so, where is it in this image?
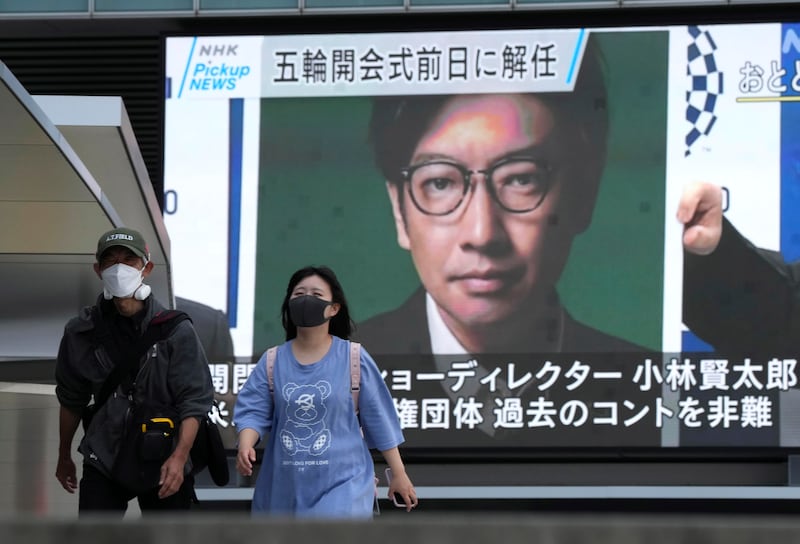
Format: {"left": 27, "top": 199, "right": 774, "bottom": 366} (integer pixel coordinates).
{"left": 54, "top": 227, "right": 214, "bottom": 516}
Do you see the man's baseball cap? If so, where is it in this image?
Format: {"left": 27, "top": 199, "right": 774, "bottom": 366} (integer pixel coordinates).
{"left": 96, "top": 227, "right": 150, "bottom": 261}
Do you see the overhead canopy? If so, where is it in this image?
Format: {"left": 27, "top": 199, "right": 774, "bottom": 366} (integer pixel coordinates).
{"left": 0, "top": 61, "right": 172, "bottom": 358}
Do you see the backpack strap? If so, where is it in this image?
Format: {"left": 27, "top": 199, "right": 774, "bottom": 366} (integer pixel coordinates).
{"left": 350, "top": 341, "right": 361, "bottom": 413}
{"left": 265, "top": 342, "right": 360, "bottom": 413}
{"left": 148, "top": 309, "right": 190, "bottom": 330}
{"left": 266, "top": 346, "right": 278, "bottom": 395}
{"left": 142, "top": 310, "right": 191, "bottom": 351}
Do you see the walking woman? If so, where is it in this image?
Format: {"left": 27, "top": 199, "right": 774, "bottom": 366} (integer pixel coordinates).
{"left": 234, "top": 265, "right": 417, "bottom": 518}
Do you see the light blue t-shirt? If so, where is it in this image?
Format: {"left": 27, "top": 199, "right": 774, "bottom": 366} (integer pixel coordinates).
{"left": 234, "top": 336, "right": 404, "bottom": 518}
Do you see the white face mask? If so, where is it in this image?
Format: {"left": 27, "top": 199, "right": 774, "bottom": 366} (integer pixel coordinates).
{"left": 101, "top": 263, "right": 149, "bottom": 300}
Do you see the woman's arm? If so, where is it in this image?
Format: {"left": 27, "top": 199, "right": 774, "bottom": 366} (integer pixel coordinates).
{"left": 380, "top": 446, "right": 418, "bottom": 512}
{"left": 236, "top": 427, "right": 261, "bottom": 477}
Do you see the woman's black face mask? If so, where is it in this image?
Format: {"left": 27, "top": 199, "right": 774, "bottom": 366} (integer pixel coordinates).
{"left": 289, "top": 295, "right": 332, "bottom": 328}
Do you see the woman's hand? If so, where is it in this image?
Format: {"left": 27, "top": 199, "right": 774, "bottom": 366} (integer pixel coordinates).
{"left": 387, "top": 467, "right": 418, "bottom": 512}
{"left": 235, "top": 428, "right": 260, "bottom": 476}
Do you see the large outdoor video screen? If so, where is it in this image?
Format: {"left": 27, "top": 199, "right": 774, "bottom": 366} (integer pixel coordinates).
{"left": 164, "top": 22, "right": 800, "bottom": 453}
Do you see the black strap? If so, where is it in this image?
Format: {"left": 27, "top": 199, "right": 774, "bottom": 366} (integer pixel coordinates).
{"left": 91, "top": 307, "right": 191, "bottom": 411}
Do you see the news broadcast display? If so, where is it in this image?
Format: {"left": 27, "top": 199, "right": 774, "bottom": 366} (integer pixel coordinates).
{"left": 164, "top": 22, "right": 800, "bottom": 452}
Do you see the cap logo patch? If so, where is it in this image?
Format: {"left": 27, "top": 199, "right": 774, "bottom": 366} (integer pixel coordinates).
{"left": 106, "top": 234, "right": 134, "bottom": 242}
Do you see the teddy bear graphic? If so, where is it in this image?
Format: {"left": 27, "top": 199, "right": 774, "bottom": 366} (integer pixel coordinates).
{"left": 280, "top": 381, "right": 332, "bottom": 456}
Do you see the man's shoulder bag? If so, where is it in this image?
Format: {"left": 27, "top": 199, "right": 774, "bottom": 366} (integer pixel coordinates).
{"left": 82, "top": 308, "right": 190, "bottom": 430}
{"left": 87, "top": 308, "right": 191, "bottom": 494}
{"left": 189, "top": 401, "right": 230, "bottom": 487}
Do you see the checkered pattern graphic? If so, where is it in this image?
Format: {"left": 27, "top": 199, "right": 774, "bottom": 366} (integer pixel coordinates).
{"left": 685, "top": 26, "right": 724, "bottom": 157}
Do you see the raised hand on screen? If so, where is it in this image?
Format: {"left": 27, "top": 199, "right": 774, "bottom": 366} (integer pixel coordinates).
{"left": 677, "top": 181, "right": 724, "bottom": 256}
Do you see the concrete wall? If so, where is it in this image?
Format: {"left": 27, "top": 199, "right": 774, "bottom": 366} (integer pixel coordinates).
{"left": 7, "top": 513, "right": 800, "bottom": 544}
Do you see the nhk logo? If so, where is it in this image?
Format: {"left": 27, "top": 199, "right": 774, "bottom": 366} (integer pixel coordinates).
{"left": 189, "top": 42, "right": 252, "bottom": 92}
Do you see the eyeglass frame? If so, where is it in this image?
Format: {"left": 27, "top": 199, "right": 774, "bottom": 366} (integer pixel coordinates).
{"left": 97, "top": 247, "right": 148, "bottom": 271}
{"left": 398, "top": 156, "right": 555, "bottom": 217}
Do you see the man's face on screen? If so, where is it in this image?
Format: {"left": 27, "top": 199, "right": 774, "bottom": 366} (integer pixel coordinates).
{"left": 387, "top": 93, "right": 593, "bottom": 337}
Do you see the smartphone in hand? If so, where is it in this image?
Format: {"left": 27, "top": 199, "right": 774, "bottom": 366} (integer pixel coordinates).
{"left": 384, "top": 467, "right": 405, "bottom": 507}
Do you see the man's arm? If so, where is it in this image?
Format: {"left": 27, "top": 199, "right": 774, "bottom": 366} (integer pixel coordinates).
{"left": 167, "top": 320, "right": 215, "bottom": 420}
{"left": 679, "top": 182, "right": 800, "bottom": 353}
{"left": 54, "top": 326, "right": 92, "bottom": 494}
{"left": 55, "top": 405, "right": 81, "bottom": 493}
{"left": 159, "top": 320, "right": 215, "bottom": 498}
{"left": 158, "top": 415, "right": 200, "bottom": 499}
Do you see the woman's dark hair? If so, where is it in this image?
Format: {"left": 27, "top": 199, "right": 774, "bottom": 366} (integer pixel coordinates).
{"left": 281, "top": 265, "right": 354, "bottom": 341}
{"left": 367, "top": 34, "right": 608, "bottom": 184}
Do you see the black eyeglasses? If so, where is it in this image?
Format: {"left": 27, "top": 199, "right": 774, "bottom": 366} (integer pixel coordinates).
{"left": 98, "top": 250, "right": 144, "bottom": 270}
{"left": 400, "top": 157, "right": 554, "bottom": 216}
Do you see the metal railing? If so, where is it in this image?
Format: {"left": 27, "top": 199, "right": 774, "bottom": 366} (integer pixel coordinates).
{"left": 0, "top": 0, "right": 791, "bottom": 19}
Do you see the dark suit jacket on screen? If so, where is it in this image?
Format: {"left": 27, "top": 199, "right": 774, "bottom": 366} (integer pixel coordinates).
{"left": 683, "top": 217, "right": 800, "bottom": 356}
{"left": 175, "top": 297, "right": 234, "bottom": 363}
{"left": 354, "top": 288, "right": 647, "bottom": 355}
{"left": 353, "top": 288, "right": 658, "bottom": 449}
